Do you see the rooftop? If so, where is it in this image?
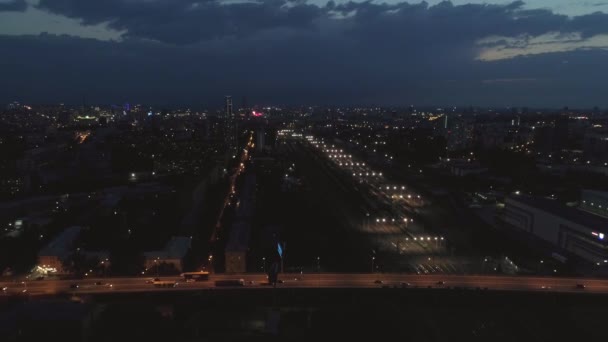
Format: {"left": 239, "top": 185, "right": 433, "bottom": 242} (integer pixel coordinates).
{"left": 38, "top": 226, "right": 82, "bottom": 258}
{"left": 144, "top": 236, "right": 191, "bottom": 260}
{"left": 164, "top": 236, "right": 191, "bottom": 259}
{"left": 582, "top": 189, "right": 608, "bottom": 199}
{"left": 506, "top": 195, "right": 608, "bottom": 233}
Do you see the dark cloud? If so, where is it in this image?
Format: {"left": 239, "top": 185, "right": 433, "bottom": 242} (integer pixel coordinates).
{"left": 1, "top": 1, "right": 608, "bottom": 107}
{"left": 0, "top": 0, "right": 27, "bottom": 11}
{"left": 34, "top": 1, "right": 608, "bottom": 47}
{"left": 37, "top": 0, "right": 323, "bottom": 44}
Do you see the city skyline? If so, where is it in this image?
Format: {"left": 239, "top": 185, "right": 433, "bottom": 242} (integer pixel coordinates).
{"left": 1, "top": 1, "right": 608, "bottom": 107}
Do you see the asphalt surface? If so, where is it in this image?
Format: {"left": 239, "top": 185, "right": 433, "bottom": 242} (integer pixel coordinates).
{"left": 2, "top": 273, "right": 606, "bottom": 296}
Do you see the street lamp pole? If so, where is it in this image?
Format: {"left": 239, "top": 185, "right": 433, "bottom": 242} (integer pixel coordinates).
{"left": 317, "top": 256, "right": 321, "bottom": 287}
{"left": 371, "top": 256, "right": 375, "bottom": 273}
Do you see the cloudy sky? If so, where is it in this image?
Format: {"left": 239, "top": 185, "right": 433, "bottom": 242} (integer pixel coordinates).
{"left": 1, "top": 0, "right": 608, "bottom": 108}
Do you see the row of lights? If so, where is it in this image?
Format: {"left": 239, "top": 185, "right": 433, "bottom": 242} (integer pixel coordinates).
{"left": 405, "top": 236, "right": 444, "bottom": 241}
{"left": 353, "top": 172, "right": 382, "bottom": 177}
{"left": 375, "top": 218, "right": 413, "bottom": 223}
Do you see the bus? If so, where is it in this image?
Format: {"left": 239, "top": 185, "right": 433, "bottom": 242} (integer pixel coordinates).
{"left": 180, "top": 271, "right": 210, "bottom": 282}
{"left": 153, "top": 280, "right": 177, "bottom": 288}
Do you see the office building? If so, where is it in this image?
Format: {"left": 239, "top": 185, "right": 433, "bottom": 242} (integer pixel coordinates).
{"left": 224, "top": 96, "right": 238, "bottom": 152}
{"left": 256, "top": 128, "right": 265, "bottom": 152}
{"left": 225, "top": 96, "right": 233, "bottom": 119}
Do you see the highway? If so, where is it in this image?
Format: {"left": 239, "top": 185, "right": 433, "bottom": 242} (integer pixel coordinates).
{"left": 2, "top": 273, "right": 607, "bottom": 296}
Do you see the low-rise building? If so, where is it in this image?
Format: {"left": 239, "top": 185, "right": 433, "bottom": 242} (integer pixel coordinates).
{"left": 38, "top": 226, "right": 82, "bottom": 274}
{"left": 504, "top": 195, "right": 608, "bottom": 263}
{"left": 144, "top": 236, "right": 191, "bottom": 272}
{"left": 225, "top": 221, "right": 251, "bottom": 273}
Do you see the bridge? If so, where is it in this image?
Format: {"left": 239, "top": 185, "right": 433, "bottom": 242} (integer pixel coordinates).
{"left": 2, "top": 273, "right": 608, "bottom": 296}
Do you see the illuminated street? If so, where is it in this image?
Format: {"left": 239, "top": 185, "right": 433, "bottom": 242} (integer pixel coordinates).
{"left": 2, "top": 273, "right": 607, "bottom": 296}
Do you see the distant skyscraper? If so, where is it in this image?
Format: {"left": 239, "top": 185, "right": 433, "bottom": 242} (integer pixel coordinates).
{"left": 241, "top": 96, "right": 248, "bottom": 112}
{"left": 225, "top": 96, "right": 233, "bottom": 119}
{"left": 256, "top": 128, "right": 265, "bottom": 152}
{"left": 444, "top": 113, "right": 449, "bottom": 129}
{"left": 224, "top": 96, "right": 238, "bottom": 153}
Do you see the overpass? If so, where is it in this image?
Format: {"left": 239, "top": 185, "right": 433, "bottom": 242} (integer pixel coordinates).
{"left": 2, "top": 273, "right": 607, "bottom": 296}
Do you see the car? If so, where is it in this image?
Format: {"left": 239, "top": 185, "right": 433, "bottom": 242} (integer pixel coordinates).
{"left": 94, "top": 281, "right": 104, "bottom": 286}
{"left": 35, "top": 276, "right": 45, "bottom": 281}
{"left": 2, "top": 286, "right": 7, "bottom": 292}
{"left": 374, "top": 280, "right": 383, "bottom": 284}
{"left": 436, "top": 281, "right": 445, "bottom": 285}
{"left": 277, "top": 279, "right": 284, "bottom": 284}
{"left": 400, "top": 282, "right": 412, "bottom": 288}
{"left": 248, "top": 280, "right": 255, "bottom": 285}
{"left": 69, "top": 283, "right": 79, "bottom": 289}
{"left": 186, "top": 278, "right": 196, "bottom": 283}
{"left": 541, "top": 285, "right": 551, "bottom": 290}
{"left": 576, "top": 284, "right": 586, "bottom": 289}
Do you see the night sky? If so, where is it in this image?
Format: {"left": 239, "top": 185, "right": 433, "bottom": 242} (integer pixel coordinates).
{"left": 1, "top": 0, "right": 608, "bottom": 107}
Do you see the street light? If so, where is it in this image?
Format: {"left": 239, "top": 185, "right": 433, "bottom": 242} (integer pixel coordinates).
{"left": 371, "top": 256, "right": 375, "bottom": 273}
